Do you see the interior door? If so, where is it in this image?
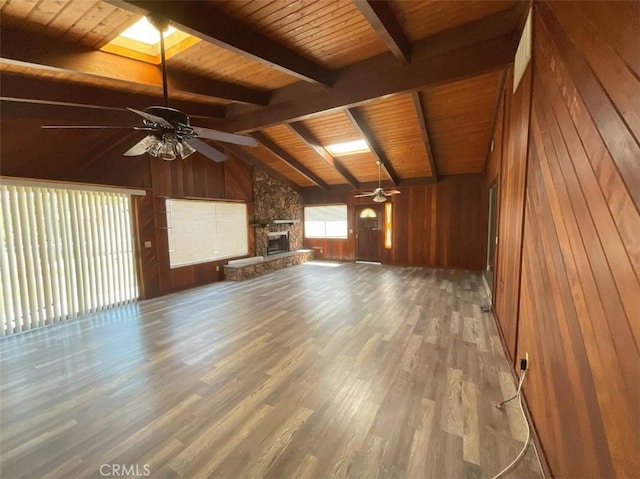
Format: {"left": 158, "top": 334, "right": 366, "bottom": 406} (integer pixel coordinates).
{"left": 356, "top": 205, "right": 383, "bottom": 262}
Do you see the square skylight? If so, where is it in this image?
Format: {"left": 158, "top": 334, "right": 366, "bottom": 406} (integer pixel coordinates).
{"left": 101, "top": 17, "right": 198, "bottom": 64}
{"left": 326, "top": 139, "right": 369, "bottom": 156}
{"left": 120, "top": 17, "right": 177, "bottom": 45}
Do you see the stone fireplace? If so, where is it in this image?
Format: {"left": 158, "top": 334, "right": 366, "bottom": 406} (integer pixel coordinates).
{"left": 267, "top": 231, "right": 289, "bottom": 255}
{"left": 253, "top": 170, "right": 303, "bottom": 257}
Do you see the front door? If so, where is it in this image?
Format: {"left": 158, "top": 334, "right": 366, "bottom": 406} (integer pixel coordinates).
{"left": 356, "top": 205, "right": 383, "bottom": 262}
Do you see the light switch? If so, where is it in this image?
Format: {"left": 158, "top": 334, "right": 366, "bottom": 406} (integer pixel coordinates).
{"left": 144, "top": 241, "right": 152, "bottom": 248}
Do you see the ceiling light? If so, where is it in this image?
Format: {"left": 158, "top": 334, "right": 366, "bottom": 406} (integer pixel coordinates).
{"left": 326, "top": 139, "right": 369, "bottom": 156}
{"left": 120, "top": 17, "right": 176, "bottom": 46}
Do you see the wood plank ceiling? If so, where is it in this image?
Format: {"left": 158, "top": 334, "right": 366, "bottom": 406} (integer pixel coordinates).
{"left": 0, "top": 0, "right": 524, "bottom": 190}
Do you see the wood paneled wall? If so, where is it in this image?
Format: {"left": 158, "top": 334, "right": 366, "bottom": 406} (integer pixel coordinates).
{"left": 302, "top": 176, "right": 486, "bottom": 270}
{"left": 487, "top": 2, "right": 640, "bottom": 477}
{"left": 139, "top": 155, "right": 255, "bottom": 297}
{"left": 0, "top": 109, "right": 256, "bottom": 298}
{"left": 493, "top": 63, "right": 531, "bottom": 362}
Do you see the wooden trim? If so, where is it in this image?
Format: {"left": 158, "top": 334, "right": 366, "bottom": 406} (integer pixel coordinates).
{"left": 344, "top": 108, "right": 400, "bottom": 186}
{"left": 219, "top": 143, "right": 302, "bottom": 194}
{"left": 287, "top": 122, "right": 360, "bottom": 189}
{"left": 411, "top": 91, "right": 438, "bottom": 182}
{"left": 483, "top": 69, "right": 508, "bottom": 175}
{"left": 0, "top": 26, "right": 268, "bottom": 106}
{"left": 352, "top": 0, "right": 411, "bottom": 64}
{"left": 250, "top": 132, "right": 329, "bottom": 190}
{"left": 111, "top": 0, "right": 333, "bottom": 86}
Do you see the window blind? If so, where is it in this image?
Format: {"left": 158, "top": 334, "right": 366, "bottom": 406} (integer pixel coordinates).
{"left": 166, "top": 199, "right": 248, "bottom": 268}
{"left": 0, "top": 184, "right": 139, "bottom": 335}
{"left": 304, "top": 205, "right": 348, "bottom": 238}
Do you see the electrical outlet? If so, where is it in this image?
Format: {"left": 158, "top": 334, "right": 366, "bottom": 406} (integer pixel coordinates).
{"left": 520, "top": 352, "right": 530, "bottom": 371}
{"left": 216, "top": 266, "right": 220, "bottom": 272}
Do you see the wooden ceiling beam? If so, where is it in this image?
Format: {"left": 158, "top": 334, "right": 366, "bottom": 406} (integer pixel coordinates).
{"left": 344, "top": 108, "right": 400, "bottom": 186}
{"left": 0, "top": 72, "right": 225, "bottom": 119}
{"left": 224, "top": 5, "right": 524, "bottom": 132}
{"left": 411, "top": 91, "right": 438, "bottom": 182}
{"left": 287, "top": 122, "right": 360, "bottom": 189}
{"left": 112, "top": 0, "right": 333, "bottom": 86}
{"left": 219, "top": 143, "right": 302, "bottom": 194}
{"left": 352, "top": 0, "right": 411, "bottom": 64}
{"left": 250, "top": 132, "right": 329, "bottom": 190}
{"left": 0, "top": 26, "right": 269, "bottom": 106}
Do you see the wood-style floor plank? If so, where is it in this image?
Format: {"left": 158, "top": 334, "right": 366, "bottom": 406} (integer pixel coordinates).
{"left": 0, "top": 263, "right": 543, "bottom": 478}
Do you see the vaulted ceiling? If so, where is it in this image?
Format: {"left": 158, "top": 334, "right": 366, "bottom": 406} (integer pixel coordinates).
{"left": 0, "top": 0, "right": 525, "bottom": 191}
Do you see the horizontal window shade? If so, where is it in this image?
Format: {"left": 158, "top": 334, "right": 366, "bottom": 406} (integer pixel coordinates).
{"left": 305, "top": 205, "right": 347, "bottom": 222}
{"left": 304, "top": 205, "right": 348, "bottom": 239}
{"left": 0, "top": 185, "right": 138, "bottom": 335}
{"left": 166, "top": 199, "right": 248, "bottom": 268}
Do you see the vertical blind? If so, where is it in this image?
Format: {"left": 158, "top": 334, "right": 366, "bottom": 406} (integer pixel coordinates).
{"left": 0, "top": 183, "right": 139, "bottom": 335}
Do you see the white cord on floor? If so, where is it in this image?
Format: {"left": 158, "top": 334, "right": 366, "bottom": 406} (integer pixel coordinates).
{"left": 491, "top": 371, "right": 531, "bottom": 479}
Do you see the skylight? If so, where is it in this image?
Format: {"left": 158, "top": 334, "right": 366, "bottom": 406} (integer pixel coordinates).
{"left": 101, "top": 17, "right": 198, "bottom": 64}
{"left": 120, "top": 17, "right": 176, "bottom": 45}
{"left": 325, "top": 139, "right": 370, "bottom": 156}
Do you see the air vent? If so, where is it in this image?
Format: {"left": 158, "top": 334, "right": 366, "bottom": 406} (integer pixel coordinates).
{"left": 513, "top": 9, "right": 532, "bottom": 93}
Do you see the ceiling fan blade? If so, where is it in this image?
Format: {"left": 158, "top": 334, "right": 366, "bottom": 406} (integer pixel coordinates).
{"left": 41, "top": 125, "right": 140, "bottom": 129}
{"left": 192, "top": 126, "right": 258, "bottom": 147}
{"left": 384, "top": 190, "right": 401, "bottom": 195}
{"left": 123, "top": 136, "right": 155, "bottom": 156}
{"left": 127, "top": 108, "right": 173, "bottom": 128}
{"left": 185, "top": 138, "right": 228, "bottom": 162}
{"left": 354, "top": 192, "right": 376, "bottom": 198}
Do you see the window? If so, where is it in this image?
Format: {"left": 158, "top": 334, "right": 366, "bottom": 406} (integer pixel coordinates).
{"left": 166, "top": 199, "right": 248, "bottom": 268}
{"left": 304, "top": 205, "right": 348, "bottom": 239}
{"left": 384, "top": 202, "right": 392, "bottom": 249}
{"left": 0, "top": 181, "right": 140, "bottom": 335}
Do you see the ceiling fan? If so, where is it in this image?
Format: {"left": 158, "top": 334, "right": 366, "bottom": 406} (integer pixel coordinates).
{"left": 355, "top": 160, "right": 400, "bottom": 203}
{"left": 42, "top": 15, "right": 256, "bottom": 162}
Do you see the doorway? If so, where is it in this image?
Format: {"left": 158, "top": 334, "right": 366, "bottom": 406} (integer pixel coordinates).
{"left": 485, "top": 184, "right": 498, "bottom": 298}
{"left": 356, "top": 205, "right": 383, "bottom": 262}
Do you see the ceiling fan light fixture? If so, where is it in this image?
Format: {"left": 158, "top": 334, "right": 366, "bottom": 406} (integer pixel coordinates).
{"left": 158, "top": 138, "right": 179, "bottom": 161}
{"left": 176, "top": 141, "right": 196, "bottom": 159}
{"left": 146, "top": 139, "right": 163, "bottom": 158}
{"left": 373, "top": 194, "right": 387, "bottom": 203}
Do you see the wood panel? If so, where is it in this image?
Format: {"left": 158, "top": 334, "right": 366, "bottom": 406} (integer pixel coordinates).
{"left": 150, "top": 156, "right": 256, "bottom": 296}
{"left": 419, "top": 71, "right": 504, "bottom": 175}
{"left": 0, "top": 0, "right": 138, "bottom": 48}
{"left": 357, "top": 94, "right": 432, "bottom": 179}
{"left": 169, "top": 41, "right": 297, "bottom": 91}
{"left": 387, "top": 179, "right": 485, "bottom": 270}
{"left": 302, "top": 177, "right": 486, "bottom": 271}
{"left": 214, "top": 0, "right": 388, "bottom": 69}
{"left": 302, "top": 111, "right": 379, "bottom": 183}
{"left": 260, "top": 125, "right": 347, "bottom": 185}
{"left": 0, "top": 102, "right": 151, "bottom": 189}
{"left": 0, "top": 264, "right": 542, "bottom": 478}
{"left": 482, "top": 73, "right": 509, "bottom": 304}
{"left": 132, "top": 188, "right": 160, "bottom": 299}
{"left": 493, "top": 64, "right": 531, "bottom": 362}
{"left": 513, "top": 3, "right": 640, "bottom": 477}
{"left": 388, "top": 0, "right": 516, "bottom": 43}
{"left": 240, "top": 144, "right": 315, "bottom": 187}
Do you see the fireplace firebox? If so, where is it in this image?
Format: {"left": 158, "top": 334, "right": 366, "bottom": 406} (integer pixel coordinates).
{"left": 267, "top": 231, "right": 289, "bottom": 255}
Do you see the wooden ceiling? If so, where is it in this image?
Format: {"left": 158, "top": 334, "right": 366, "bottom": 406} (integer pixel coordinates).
{"left": 0, "top": 0, "right": 526, "bottom": 191}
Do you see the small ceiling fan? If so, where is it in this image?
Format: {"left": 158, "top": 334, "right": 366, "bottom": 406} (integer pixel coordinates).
{"left": 355, "top": 160, "right": 400, "bottom": 203}
{"left": 42, "top": 15, "right": 256, "bottom": 162}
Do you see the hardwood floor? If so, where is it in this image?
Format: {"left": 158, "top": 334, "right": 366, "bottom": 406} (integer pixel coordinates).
{"left": 0, "top": 262, "right": 542, "bottom": 479}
